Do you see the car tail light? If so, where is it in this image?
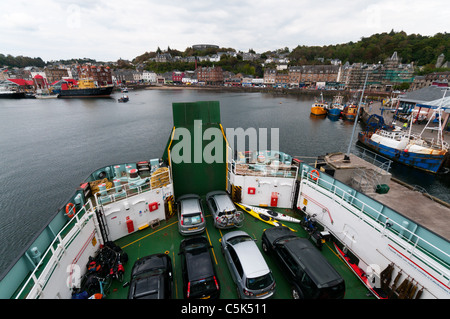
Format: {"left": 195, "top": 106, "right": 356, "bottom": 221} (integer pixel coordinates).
{"left": 243, "top": 288, "right": 254, "bottom": 297}
{"left": 181, "top": 219, "right": 184, "bottom": 226}
{"left": 201, "top": 215, "right": 204, "bottom": 223}
{"left": 187, "top": 282, "right": 190, "bottom": 298}
{"left": 214, "top": 276, "right": 219, "bottom": 290}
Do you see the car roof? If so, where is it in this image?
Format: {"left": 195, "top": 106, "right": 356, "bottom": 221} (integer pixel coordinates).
{"left": 211, "top": 193, "right": 235, "bottom": 211}
{"left": 180, "top": 196, "right": 202, "bottom": 215}
{"left": 181, "top": 236, "right": 215, "bottom": 281}
{"left": 186, "top": 250, "right": 215, "bottom": 281}
{"left": 284, "top": 238, "right": 343, "bottom": 287}
{"left": 232, "top": 238, "right": 270, "bottom": 278}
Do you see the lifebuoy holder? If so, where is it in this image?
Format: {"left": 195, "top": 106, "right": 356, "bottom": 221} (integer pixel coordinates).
{"left": 310, "top": 169, "right": 320, "bottom": 181}
{"left": 66, "top": 202, "right": 76, "bottom": 218}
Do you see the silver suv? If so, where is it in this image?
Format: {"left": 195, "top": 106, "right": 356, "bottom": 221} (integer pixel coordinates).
{"left": 206, "top": 190, "right": 244, "bottom": 229}
{"left": 177, "top": 194, "right": 206, "bottom": 236}
{"left": 221, "top": 231, "right": 276, "bottom": 299}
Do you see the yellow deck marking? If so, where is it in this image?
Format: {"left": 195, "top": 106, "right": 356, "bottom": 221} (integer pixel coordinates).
{"left": 205, "top": 227, "right": 218, "bottom": 265}
{"left": 121, "top": 220, "right": 178, "bottom": 249}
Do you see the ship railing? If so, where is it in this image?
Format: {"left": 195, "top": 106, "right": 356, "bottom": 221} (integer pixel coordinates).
{"left": 300, "top": 166, "right": 450, "bottom": 282}
{"left": 231, "top": 160, "right": 299, "bottom": 179}
{"left": 93, "top": 169, "right": 172, "bottom": 207}
{"left": 352, "top": 144, "right": 392, "bottom": 173}
{"left": 14, "top": 199, "right": 97, "bottom": 299}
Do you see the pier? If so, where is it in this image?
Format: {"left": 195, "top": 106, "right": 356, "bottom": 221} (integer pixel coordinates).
{"left": 322, "top": 101, "right": 450, "bottom": 242}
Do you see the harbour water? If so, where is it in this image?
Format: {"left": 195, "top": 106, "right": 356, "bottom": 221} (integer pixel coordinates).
{"left": 1, "top": 88, "right": 449, "bottom": 276}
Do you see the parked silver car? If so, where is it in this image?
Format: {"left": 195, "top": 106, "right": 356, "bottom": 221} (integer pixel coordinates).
{"left": 177, "top": 194, "right": 206, "bottom": 236}
{"left": 221, "top": 230, "right": 276, "bottom": 299}
{"left": 206, "top": 190, "right": 244, "bottom": 229}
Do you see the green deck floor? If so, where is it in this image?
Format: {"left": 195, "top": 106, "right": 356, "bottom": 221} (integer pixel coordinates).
{"left": 107, "top": 205, "right": 374, "bottom": 300}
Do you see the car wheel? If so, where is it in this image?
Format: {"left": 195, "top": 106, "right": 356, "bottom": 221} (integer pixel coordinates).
{"left": 292, "top": 287, "right": 300, "bottom": 299}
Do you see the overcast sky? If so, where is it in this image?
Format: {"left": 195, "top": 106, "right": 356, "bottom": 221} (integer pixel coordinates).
{"left": 0, "top": 0, "right": 448, "bottom": 62}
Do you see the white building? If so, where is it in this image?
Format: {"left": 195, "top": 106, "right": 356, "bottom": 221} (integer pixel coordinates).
{"left": 142, "top": 71, "right": 157, "bottom": 83}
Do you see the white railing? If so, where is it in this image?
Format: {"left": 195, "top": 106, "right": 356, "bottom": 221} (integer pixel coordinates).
{"left": 300, "top": 167, "right": 450, "bottom": 280}
{"left": 231, "top": 161, "right": 298, "bottom": 179}
{"left": 93, "top": 169, "right": 172, "bottom": 207}
{"left": 15, "top": 199, "right": 96, "bottom": 299}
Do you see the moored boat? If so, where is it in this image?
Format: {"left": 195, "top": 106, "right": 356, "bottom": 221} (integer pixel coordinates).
{"left": 327, "top": 95, "right": 344, "bottom": 117}
{"left": 118, "top": 94, "right": 129, "bottom": 103}
{"left": 342, "top": 103, "right": 358, "bottom": 121}
{"left": 58, "top": 78, "right": 114, "bottom": 98}
{"left": 358, "top": 108, "right": 449, "bottom": 174}
{"left": 311, "top": 92, "right": 327, "bottom": 116}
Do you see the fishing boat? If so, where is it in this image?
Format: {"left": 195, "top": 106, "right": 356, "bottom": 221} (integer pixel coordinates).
{"left": 342, "top": 103, "right": 359, "bottom": 121}
{"left": 327, "top": 95, "right": 344, "bottom": 117}
{"left": 358, "top": 98, "right": 449, "bottom": 174}
{"left": 310, "top": 92, "right": 327, "bottom": 116}
{"left": 1, "top": 100, "right": 449, "bottom": 302}
{"left": 118, "top": 94, "right": 129, "bottom": 103}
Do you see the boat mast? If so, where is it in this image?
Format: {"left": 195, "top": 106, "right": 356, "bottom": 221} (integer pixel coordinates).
{"left": 346, "top": 72, "right": 369, "bottom": 159}
{"left": 419, "top": 88, "right": 448, "bottom": 149}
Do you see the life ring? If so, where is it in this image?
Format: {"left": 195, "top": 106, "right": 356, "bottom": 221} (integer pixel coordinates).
{"left": 310, "top": 169, "right": 320, "bottom": 181}
{"left": 66, "top": 203, "right": 75, "bottom": 218}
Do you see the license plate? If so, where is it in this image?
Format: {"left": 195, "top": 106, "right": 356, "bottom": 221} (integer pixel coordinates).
{"left": 200, "top": 295, "right": 211, "bottom": 299}
{"left": 256, "top": 291, "right": 268, "bottom": 297}
{"left": 188, "top": 227, "right": 198, "bottom": 231}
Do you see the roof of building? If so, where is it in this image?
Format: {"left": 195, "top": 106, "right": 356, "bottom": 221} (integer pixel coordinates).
{"left": 7, "top": 79, "right": 34, "bottom": 86}
{"left": 400, "top": 85, "right": 449, "bottom": 104}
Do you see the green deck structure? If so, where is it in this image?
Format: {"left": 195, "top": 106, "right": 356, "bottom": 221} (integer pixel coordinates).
{"left": 163, "top": 101, "right": 228, "bottom": 197}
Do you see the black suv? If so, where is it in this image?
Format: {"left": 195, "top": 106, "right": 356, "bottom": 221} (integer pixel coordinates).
{"left": 127, "top": 253, "right": 173, "bottom": 299}
{"left": 262, "top": 226, "right": 345, "bottom": 299}
{"left": 179, "top": 236, "right": 220, "bottom": 299}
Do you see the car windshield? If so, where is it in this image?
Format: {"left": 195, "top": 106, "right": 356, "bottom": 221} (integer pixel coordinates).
{"left": 228, "top": 235, "right": 253, "bottom": 245}
{"left": 246, "top": 272, "right": 274, "bottom": 290}
{"left": 218, "top": 209, "right": 235, "bottom": 217}
{"left": 190, "top": 277, "right": 216, "bottom": 296}
{"left": 182, "top": 213, "right": 202, "bottom": 226}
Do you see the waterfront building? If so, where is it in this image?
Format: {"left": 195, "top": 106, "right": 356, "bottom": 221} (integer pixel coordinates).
{"left": 275, "top": 71, "right": 289, "bottom": 87}
{"left": 112, "top": 69, "right": 135, "bottom": 84}
{"left": 410, "top": 72, "right": 450, "bottom": 91}
{"left": 44, "top": 67, "right": 69, "bottom": 84}
{"left": 196, "top": 66, "right": 223, "bottom": 85}
{"left": 76, "top": 64, "right": 113, "bottom": 86}
{"left": 343, "top": 52, "right": 414, "bottom": 91}
{"left": 172, "top": 71, "right": 184, "bottom": 84}
{"left": 142, "top": 70, "right": 157, "bottom": 83}
{"left": 263, "top": 69, "right": 276, "bottom": 86}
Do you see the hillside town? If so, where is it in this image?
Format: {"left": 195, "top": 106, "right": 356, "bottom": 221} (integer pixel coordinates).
{"left": 1, "top": 44, "right": 449, "bottom": 95}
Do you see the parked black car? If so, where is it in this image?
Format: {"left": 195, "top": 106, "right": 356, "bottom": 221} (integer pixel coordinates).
{"left": 262, "top": 226, "right": 345, "bottom": 299}
{"left": 179, "top": 236, "right": 220, "bottom": 299}
{"left": 127, "top": 253, "right": 173, "bottom": 299}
